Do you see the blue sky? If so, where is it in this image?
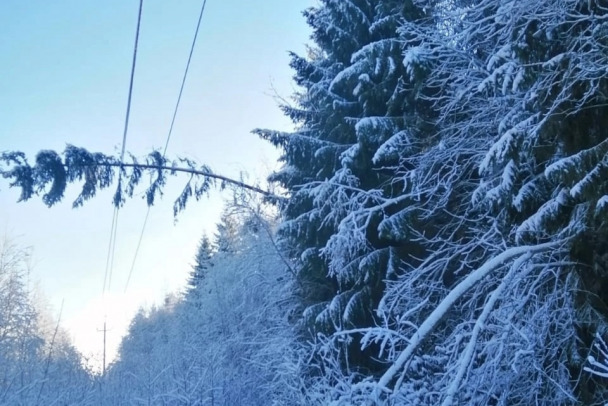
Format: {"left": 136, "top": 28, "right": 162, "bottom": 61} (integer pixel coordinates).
{"left": 0, "top": 0, "right": 311, "bottom": 368}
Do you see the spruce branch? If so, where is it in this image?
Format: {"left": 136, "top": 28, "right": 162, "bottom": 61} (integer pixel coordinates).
{"left": 0, "top": 145, "right": 285, "bottom": 215}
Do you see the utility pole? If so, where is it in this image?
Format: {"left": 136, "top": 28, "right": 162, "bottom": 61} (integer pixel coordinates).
{"left": 97, "top": 319, "right": 110, "bottom": 375}
{"left": 96, "top": 318, "right": 109, "bottom": 406}
{"left": 102, "top": 320, "right": 107, "bottom": 375}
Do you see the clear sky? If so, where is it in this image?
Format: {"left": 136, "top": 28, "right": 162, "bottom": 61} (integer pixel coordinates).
{"left": 0, "top": 0, "right": 311, "bottom": 370}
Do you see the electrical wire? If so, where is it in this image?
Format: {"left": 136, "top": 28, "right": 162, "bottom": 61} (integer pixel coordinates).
{"left": 102, "top": 208, "right": 118, "bottom": 294}
{"left": 120, "top": 0, "right": 144, "bottom": 162}
{"left": 163, "top": 0, "right": 208, "bottom": 156}
{"left": 102, "top": 0, "right": 144, "bottom": 297}
{"left": 123, "top": 208, "right": 150, "bottom": 293}
{"left": 123, "top": 0, "right": 209, "bottom": 293}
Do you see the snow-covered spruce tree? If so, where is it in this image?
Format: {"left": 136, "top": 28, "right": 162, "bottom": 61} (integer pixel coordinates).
{"left": 361, "top": 0, "right": 608, "bottom": 404}
{"left": 255, "top": 0, "right": 444, "bottom": 395}
{"left": 259, "top": 0, "right": 608, "bottom": 403}
{"left": 187, "top": 234, "right": 214, "bottom": 294}
{"left": 448, "top": 0, "right": 608, "bottom": 403}
{"left": 214, "top": 208, "right": 245, "bottom": 254}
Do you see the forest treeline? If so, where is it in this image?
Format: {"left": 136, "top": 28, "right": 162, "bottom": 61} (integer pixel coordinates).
{"left": 0, "top": 237, "right": 92, "bottom": 404}
{"left": 3, "top": 0, "right": 608, "bottom": 404}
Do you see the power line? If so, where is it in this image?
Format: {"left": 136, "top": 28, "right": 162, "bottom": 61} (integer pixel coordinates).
{"left": 123, "top": 208, "right": 150, "bottom": 292}
{"left": 120, "top": 0, "right": 144, "bottom": 162}
{"left": 107, "top": 208, "right": 120, "bottom": 291}
{"left": 102, "top": 0, "right": 145, "bottom": 297}
{"left": 124, "top": 0, "right": 209, "bottom": 293}
{"left": 163, "top": 0, "right": 208, "bottom": 156}
{"left": 102, "top": 208, "right": 118, "bottom": 294}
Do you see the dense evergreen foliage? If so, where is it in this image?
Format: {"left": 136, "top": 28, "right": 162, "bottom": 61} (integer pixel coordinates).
{"left": 3, "top": 0, "right": 608, "bottom": 404}
{"left": 258, "top": 0, "right": 608, "bottom": 403}
{"left": 255, "top": 0, "right": 424, "bottom": 378}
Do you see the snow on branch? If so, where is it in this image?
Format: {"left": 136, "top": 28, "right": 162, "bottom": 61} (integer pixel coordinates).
{"left": 585, "top": 333, "right": 608, "bottom": 379}
{"left": 372, "top": 240, "right": 562, "bottom": 399}
{"left": 440, "top": 252, "right": 532, "bottom": 406}
{"left": 479, "top": 114, "right": 539, "bottom": 176}
{"left": 544, "top": 138, "right": 608, "bottom": 188}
